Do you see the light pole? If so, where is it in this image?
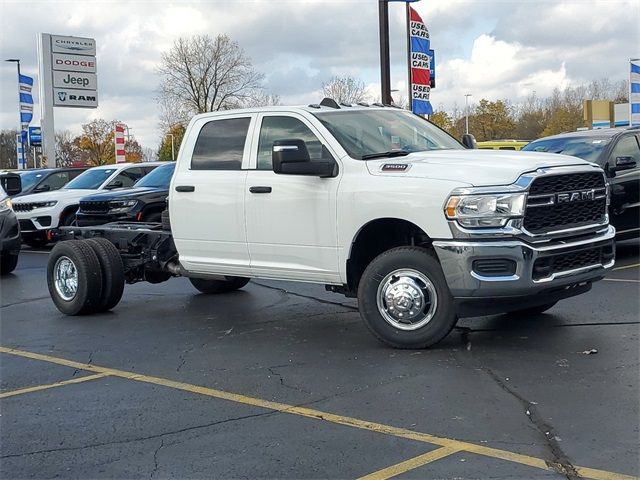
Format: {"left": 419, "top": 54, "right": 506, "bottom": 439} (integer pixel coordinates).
{"left": 5, "top": 58, "right": 24, "bottom": 168}
{"left": 464, "top": 93, "right": 472, "bottom": 134}
{"left": 166, "top": 133, "right": 175, "bottom": 161}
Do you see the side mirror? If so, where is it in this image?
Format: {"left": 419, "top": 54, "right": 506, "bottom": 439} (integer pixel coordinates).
{"left": 461, "top": 134, "right": 477, "bottom": 149}
{"left": 34, "top": 184, "right": 51, "bottom": 193}
{"left": 272, "top": 139, "right": 336, "bottom": 177}
{"left": 607, "top": 156, "right": 637, "bottom": 178}
{"left": 0, "top": 174, "right": 21, "bottom": 196}
{"left": 106, "top": 180, "right": 124, "bottom": 189}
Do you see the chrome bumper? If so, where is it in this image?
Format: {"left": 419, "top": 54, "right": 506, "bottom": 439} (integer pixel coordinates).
{"left": 432, "top": 225, "right": 615, "bottom": 299}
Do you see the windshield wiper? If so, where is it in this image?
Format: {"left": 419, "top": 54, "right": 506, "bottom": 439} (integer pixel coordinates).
{"left": 361, "top": 150, "right": 410, "bottom": 160}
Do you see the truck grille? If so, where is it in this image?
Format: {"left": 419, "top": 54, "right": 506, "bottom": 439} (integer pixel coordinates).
{"left": 532, "top": 244, "right": 614, "bottom": 281}
{"left": 524, "top": 172, "right": 606, "bottom": 234}
{"left": 79, "top": 201, "right": 110, "bottom": 214}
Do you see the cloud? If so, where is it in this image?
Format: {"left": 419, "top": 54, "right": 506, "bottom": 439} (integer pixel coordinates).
{"left": 0, "top": 0, "right": 636, "bottom": 153}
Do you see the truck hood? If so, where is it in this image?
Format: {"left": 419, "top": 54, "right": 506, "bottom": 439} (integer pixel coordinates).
{"left": 365, "top": 149, "right": 593, "bottom": 187}
{"left": 13, "top": 189, "right": 99, "bottom": 205}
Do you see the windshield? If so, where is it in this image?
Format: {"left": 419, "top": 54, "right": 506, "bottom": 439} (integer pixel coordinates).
{"left": 18, "top": 170, "right": 47, "bottom": 191}
{"left": 314, "top": 109, "right": 462, "bottom": 159}
{"left": 522, "top": 136, "right": 611, "bottom": 163}
{"left": 135, "top": 163, "right": 175, "bottom": 188}
{"left": 64, "top": 168, "right": 116, "bottom": 190}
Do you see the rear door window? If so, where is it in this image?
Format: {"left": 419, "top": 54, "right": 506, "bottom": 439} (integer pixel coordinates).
{"left": 191, "top": 117, "right": 251, "bottom": 170}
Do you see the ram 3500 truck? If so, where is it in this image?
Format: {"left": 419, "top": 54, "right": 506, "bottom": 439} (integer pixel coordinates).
{"left": 46, "top": 102, "right": 615, "bottom": 348}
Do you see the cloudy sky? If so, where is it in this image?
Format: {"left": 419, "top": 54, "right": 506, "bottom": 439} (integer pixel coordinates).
{"left": 0, "top": 0, "right": 638, "bottom": 151}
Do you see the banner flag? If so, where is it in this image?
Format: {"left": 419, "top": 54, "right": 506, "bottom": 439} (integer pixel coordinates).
{"left": 18, "top": 74, "right": 34, "bottom": 131}
{"left": 409, "top": 6, "right": 433, "bottom": 114}
{"left": 631, "top": 59, "right": 640, "bottom": 126}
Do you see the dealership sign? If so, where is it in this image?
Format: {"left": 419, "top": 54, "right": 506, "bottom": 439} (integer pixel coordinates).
{"left": 51, "top": 35, "right": 96, "bottom": 56}
{"left": 53, "top": 71, "right": 97, "bottom": 90}
{"left": 54, "top": 88, "right": 98, "bottom": 107}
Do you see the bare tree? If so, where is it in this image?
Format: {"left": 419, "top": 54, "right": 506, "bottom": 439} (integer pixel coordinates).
{"left": 321, "top": 75, "right": 368, "bottom": 104}
{"left": 157, "top": 34, "right": 264, "bottom": 117}
{"left": 55, "top": 130, "right": 82, "bottom": 167}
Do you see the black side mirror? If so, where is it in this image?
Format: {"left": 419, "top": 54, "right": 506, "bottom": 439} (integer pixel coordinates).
{"left": 272, "top": 139, "right": 336, "bottom": 177}
{"left": 34, "top": 184, "right": 51, "bottom": 193}
{"left": 607, "top": 156, "right": 637, "bottom": 178}
{"left": 461, "top": 134, "right": 477, "bottom": 149}
{"left": 0, "top": 174, "right": 21, "bottom": 196}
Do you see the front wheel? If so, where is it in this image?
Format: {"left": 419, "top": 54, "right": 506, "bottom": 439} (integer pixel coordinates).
{"left": 357, "top": 246, "right": 457, "bottom": 349}
{"left": 0, "top": 253, "right": 19, "bottom": 274}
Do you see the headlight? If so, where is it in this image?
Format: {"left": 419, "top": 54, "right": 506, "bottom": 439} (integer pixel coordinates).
{"left": 0, "top": 197, "right": 12, "bottom": 212}
{"left": 445, "top": 193, "right": 526, "bottom": 228}
{"left": 108, "top": 199, "right": 138, "bottom": 214}
{"left": 40, "top": 201, "right": 57, "bottom": 208}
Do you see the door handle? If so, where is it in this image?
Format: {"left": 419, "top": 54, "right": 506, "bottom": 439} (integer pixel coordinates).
{"left": 249, "top": 186, "right": 272, "bottom": 194}
{"left": 175, "top": 185, "right": 195, "bottom": 192}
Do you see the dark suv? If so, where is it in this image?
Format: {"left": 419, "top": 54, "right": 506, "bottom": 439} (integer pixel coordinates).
{"left": 0, "top": 184, "right": 21, "bottom": 274}
{"left": 76, "top": 162, "right": 175, "bottom": 226}
{"left": 9, "top": 168, "right": 87, "bottom": 197}
{"left": 523, "top": 127, "right": 640, "bottom": 240}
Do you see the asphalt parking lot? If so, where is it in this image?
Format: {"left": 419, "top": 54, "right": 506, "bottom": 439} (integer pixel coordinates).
{"left": 1, "top": 242, "right": 638, "bottom": 479}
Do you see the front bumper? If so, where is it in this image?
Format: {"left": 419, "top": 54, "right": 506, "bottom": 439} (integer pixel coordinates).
{"left": 433, "top": 225, "right": 616, "bottom": 317}
{"left": 76, "top": 212, "right": 135, "bottom": 227}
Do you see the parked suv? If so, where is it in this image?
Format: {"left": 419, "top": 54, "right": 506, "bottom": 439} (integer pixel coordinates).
{"left": 523, "top": 127, "right": 639, "bottom": 239}
{"left": 0, "top": 185, "right": 21, "bottom": 274}
{"left": 77, "top": 162, "right": 175, "bottom": 226}
{"left": 13, "top": 163, "right": 161, "bottom": 247}
{"left": 11, "top": 168, "right": 87, "bottom": 197}
{"left": 46, "top": 103, "right": 615, "bottom": 349}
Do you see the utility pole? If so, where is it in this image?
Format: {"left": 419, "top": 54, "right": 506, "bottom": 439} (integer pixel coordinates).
{"left": 464, "top": 93, "right": 472, "bottom": 134}
{"left": 378, "top": 0, "right": 392, "bottom": 104}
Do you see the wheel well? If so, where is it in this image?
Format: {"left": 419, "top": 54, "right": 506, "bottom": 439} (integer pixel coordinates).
{"left": 141, "top": 204, "right": 165, "bottom": 220}
{"left": 60, "top": 205, "right": 79, "bottom": 221}
{"left": 346, "top": 218, "right": 431, "bottom": 293}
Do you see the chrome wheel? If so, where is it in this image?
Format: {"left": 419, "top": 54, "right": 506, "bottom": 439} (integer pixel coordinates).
{"left": 376, "top": 268, "right": 438, "bottom": 331}
{"left": 53, "top": 256, "right": 78, "bottom": 301}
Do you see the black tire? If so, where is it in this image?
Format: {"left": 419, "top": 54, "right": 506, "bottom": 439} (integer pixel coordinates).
{"left": 0, "top": 253, "right": 19, "bottom": 275}
{"left": 144, "top": 211, "right": 162, "bottom": 223}
{"left": 357, "top": 246, "right": 457, "bottom": 349}
{"left": 47, "top": 240, "right": 103, "bottom": 315}
{"left": 23, "top": 236, "right": 49, "bottom": 248}
{"left": 161, "top": 209, "right": 171, "bottom": 231}
{"left": 506, "top": 302, "right": 557, "bottom": 317}
{"left": 189, "top": 276, "right": 250, "bottom": 294}
{"left": 85, "top": 238, "right": 125, "bottom": 312}
{"left": 59, "top": 209, "right": 78, "bottom": 227}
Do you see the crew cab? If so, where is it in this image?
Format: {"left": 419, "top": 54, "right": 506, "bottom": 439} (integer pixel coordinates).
{"left": 13, "top": 162, "right": 161, "bottom": 247}
{"left": 45, "top": 102, "right": 615, "bottom": 349}
{"left": 76, "top": 162, "right": 175, "bottom": 226}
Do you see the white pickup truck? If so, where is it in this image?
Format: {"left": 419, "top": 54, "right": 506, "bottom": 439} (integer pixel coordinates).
{"left": 46, "top": 101, "right": 615, "bottom": 348}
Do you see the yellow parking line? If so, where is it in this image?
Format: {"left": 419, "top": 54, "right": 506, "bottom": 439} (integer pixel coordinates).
{"left": 0, "top": 373, "right": 109, "bottom": 399}
{"left": 613, "top": 263, "right": 640, "bottom": 271}
{"left": 357, "top": 446, "right": 461, "bottom": 480}
{"left": 603, "top": 278, "right": 640, "bottom": 283}
{"left": 0, "top": 346, "right": 637, "bottom": 480}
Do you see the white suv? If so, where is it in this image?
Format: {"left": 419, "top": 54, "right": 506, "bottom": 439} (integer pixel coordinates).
{"left": 13, "top": 162, "right": 161, "bottom": 247}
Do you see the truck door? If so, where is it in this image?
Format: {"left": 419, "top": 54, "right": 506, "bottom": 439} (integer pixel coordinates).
{"left": 607, "top": 133, "right": 640, "bottom": 236}
{"left": 245, "top": 114, "right": 341, "bottom": 283}
{"left": 170, "top": 114, "right": 255, "bottom": 276}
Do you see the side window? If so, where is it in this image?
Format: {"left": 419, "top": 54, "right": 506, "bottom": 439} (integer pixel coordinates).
{"left": 69, "top": 170, "right": 84, "bottom": 180}
{"left": 191, "top": 117, "right": 251, "bottom": 170}
{"left": 111, "top": 167, "right": 145, "bottom": 188}
{"left": 609, "top": 135, "right": 640, "bottom": 167}
{"left": 38, "top": 172, "right": 70, "bottom": 191}
{"left": 257, "top": 116, "right": 333, "bottom": 170}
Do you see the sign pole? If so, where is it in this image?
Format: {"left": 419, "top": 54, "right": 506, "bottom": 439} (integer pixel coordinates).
{"left": 38, "top": 33, "right": 56, "bottom": 167}
{"left": 378, "top": 0, "right": 392, "bottom": 104}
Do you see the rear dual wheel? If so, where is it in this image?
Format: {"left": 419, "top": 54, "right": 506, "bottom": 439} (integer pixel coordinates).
{"left": 47, "top": 239, "right": 125, "bottom": 315}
